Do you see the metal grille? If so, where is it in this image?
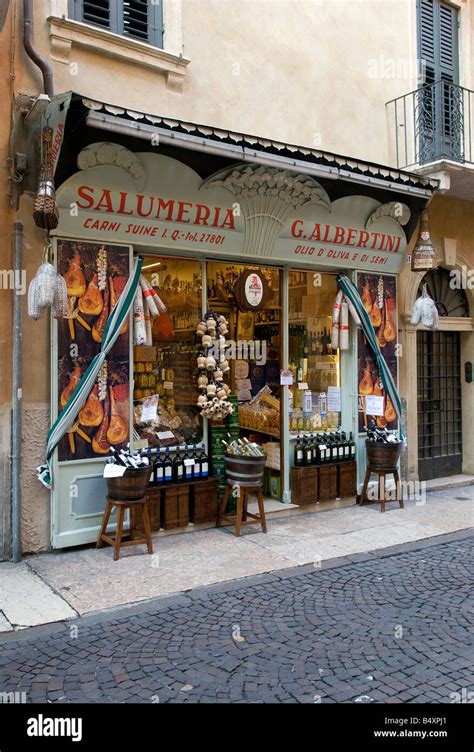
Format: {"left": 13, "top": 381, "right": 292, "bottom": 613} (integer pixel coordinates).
{"left": 417, "top": 330, "right": 462, "bottom": 480}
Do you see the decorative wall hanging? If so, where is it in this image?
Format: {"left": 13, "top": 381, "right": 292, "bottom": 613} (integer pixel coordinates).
{"left": 195, "top": 312, "right": 233, "bottom": 421}
{"left": 411, "top": 209, "right": 437, "bottom": 271}
{"left": 28, "top": 239, "right": 67, "bottom": 320}
{"left": 410, "top": 284, "right": 439, "bottom": 330}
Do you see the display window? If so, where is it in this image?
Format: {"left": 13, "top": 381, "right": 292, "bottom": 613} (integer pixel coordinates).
{"left": 206, "top": 261, "right": 281, "bottom": 424}
{"left": 132, "top": 255, "right": 203, "bottom": 449}
{"left": 288, "top": 271, "right": 341, "bottom": 434}
{"left": 206, "top": 261, "right": 282, "bottom": 499}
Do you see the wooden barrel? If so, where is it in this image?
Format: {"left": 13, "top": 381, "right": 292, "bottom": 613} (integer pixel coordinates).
{"left": 106, "top": 466, "right": 151, "bottom": 501}
{"left": 366, "top": 440, "right": 402, "bottom": 471}
{"left": 224, "top": 453, "right": 266, "bottom": 488}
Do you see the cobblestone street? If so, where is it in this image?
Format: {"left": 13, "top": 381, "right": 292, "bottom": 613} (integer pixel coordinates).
{"left": 0, "top": 533, "right": 472, "bottom": 704}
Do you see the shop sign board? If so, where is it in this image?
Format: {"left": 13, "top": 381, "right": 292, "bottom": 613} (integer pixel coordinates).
{"left": 55, "top": 151, "right": 409, "bottom": 274}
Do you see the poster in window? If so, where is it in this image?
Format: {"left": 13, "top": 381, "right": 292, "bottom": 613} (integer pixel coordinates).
{"left": 56, "top": 239, "right": 130, "bottom": 461}
{"left": 357, "top": 273, "right": 398, "bottom": 433}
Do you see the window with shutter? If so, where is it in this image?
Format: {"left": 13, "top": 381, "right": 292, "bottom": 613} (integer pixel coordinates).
{"left": 416, "top": 0, "right": 460, "bottom": 162}
{"left": 68, "top": 0, "right": 164, "bottom": 48}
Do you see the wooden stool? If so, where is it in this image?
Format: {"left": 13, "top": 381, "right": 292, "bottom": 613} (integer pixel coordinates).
{"left": 359, "top": 468, "right": 404, "bottom": 513}
{"left": 97, "top": 495, "right": 153, "bottom": 560}
{"left": 216, "top": 484, "right": 267, "bottom": 536}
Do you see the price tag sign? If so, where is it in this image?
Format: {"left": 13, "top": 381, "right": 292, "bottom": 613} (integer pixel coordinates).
{"left": 134, "top": 439, "right": 149, "bottom": 449}
{"left": 298, "top": 382, "right": 309, "bottom": 390}
{"left": 184, "top": 458, "right": 195, "bottom": 467}
{"left": 163, "top": 381, "right": 174, "bottom": 390}
{"left": 157, "top": 430, "right": 175, "bottom": 440}
{"left": 103, "top": 464, "right": 126, "bottom": 478}
{"left": 280, "top": 369, "right": 293, "bottom": 386}
{"left": 141, "top": 394, "right": 159, "bottom": 423}
{"left": 365, "top": 395, "right": 385, "bottom": 417}
{"left": 327, "top": 386, "right": 341, "bottom": 412}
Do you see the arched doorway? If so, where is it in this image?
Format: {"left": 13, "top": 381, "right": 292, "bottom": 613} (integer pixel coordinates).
{"left": 417, "top": 268, "right": 470, "bottom": 480}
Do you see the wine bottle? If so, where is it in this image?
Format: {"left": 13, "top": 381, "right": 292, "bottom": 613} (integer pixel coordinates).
{"left": 192, "top": 444, "right": 201, "bottom": 479}
{"left": 183, "top": 444, "right": 194, "bottom": 480}
{"left": 316, "top": 434, "right": 326, "bottom": 465}
{"left": 199, "top": 445, "right": 209, "bottom": 479}
{"left": 349, "top": 432, "right": 356, "bottom": 458}
{"left": 173, "top": 445, "right": 184, "bottom": 483}
{"left": 163, "top": 447, "right": 173, "bottom": 483}
{"left": 303, "top": 436, "right": 312, "bottom": 466}
{"left": 294, "top": 435, "right": 303, "bottom": 467}
{"left": 337, "top": 432, "right": 344, "bottom": 462}
{"left": 153, "top": 449, "right": 164, "bottom": 485}
{"left": 341, "top": 431, "right": 349, "bottom": 461}
{"left": 330, "top": 433, "right": 338, "bottom": 463}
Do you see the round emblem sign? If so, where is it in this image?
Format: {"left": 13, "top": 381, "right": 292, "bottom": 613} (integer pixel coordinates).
{"left": 244, "top": 273, "right": 264, "bottom": 307}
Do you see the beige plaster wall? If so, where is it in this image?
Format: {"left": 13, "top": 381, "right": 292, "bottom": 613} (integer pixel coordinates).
{"left": 17, "top": 0, "right": 424, "bottom": 165}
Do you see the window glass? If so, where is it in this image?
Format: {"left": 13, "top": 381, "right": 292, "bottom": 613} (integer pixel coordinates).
{"left": 288, "top": 271, "right": 341, "bottom": 434}
{"left": 133, "top": 256, "right": 203, "bottom": 448}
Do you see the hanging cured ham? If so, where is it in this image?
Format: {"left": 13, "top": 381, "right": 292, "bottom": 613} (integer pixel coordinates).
{"left": 361, "top": 280, "right": 373, "bottom": 314}
{"left": 383, "top": 300, "right": 396, "bottom": 342}
{"left": 92, "top": 283, "right": 109, "bottom": 343}
{"left": 63, "top": 252, "right": 86, "bottom": 298}
{"left": 60, "top": 364, "right": 81, "bottom": 408}
{"left": 106, "top": 386, "right": 128, "bottom": 446}
{"left": 78, "top": 384, "right": 103, "bottom": 428}
{"left": 369, "top": 296, "right": 382, "bottom": 328}
{"left": 92, "top": 393, "right": 110, "bottom": 455}
{"left": 359, "top": 361, "right": 374, "bottom": 395}
{"left": 78, "top": 273, "right": 103, "bottom": 316}
{"left": 373, "top": 377, "right": 383, "bottom": 397}
{"left": 384, "top": 397, "right": 396, "bottom": 423}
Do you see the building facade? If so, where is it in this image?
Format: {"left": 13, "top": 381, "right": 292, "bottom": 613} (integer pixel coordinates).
{"left": 0, "top": 0, "right": 472, "bottom": 557}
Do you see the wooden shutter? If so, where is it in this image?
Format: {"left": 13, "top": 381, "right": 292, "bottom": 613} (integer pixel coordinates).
{"left": 417, "top": 0, "right": 459, "bottom": 84}
{"left": 69, "top": 0, "right": 164, "bottom": 48}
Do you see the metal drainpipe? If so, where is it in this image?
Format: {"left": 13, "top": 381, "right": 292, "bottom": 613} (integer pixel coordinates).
{"left": 23, "top": 0, "right": 54, "bottom": 97}
{"left": 12, "top": 222, "right": 23, "bottom": 563}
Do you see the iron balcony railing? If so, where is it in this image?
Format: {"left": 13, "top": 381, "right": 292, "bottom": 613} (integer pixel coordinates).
{"left": 386, "top": 80, "right": 474, "bottom": 169}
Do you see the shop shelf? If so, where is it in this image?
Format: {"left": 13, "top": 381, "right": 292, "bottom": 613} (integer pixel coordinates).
{"left": 237, "top": 424, "right": 281, "bottom": 439}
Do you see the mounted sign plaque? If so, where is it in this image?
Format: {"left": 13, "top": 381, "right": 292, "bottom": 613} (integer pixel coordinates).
{"left": 54, "top": 148, "right": 410, "bottom": 274}
{"left": 232, "top": 269, "right": 270, "bottom": 311}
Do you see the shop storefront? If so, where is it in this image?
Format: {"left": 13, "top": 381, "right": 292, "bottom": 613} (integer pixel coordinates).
{"left": 38, "top": 96, "right": 437, "bottom": 549}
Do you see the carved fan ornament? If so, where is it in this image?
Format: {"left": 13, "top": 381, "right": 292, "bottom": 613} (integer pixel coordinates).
{"left": 202, "top": 164, "right": 330, "bottom": 258}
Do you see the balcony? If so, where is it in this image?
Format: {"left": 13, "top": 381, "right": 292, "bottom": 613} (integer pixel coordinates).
{"left": 386, "top": 81, "right": 474, "bottom": 199}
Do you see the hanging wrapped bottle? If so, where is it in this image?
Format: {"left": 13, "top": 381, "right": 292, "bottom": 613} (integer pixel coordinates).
{"left": 339, "top": 301, "right": 350, "bottom": 350}
{"left": 33, "top": 127, "right": 59, "bottom": 230}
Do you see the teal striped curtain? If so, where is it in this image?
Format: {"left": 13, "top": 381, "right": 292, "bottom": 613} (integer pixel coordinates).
{"left": 336, "top": 274, "right": 405, "bottom": 442}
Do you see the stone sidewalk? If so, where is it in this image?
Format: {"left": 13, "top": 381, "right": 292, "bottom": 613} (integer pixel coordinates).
{"left": 0, "top": 484, "right": 472, "bottom": 632}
